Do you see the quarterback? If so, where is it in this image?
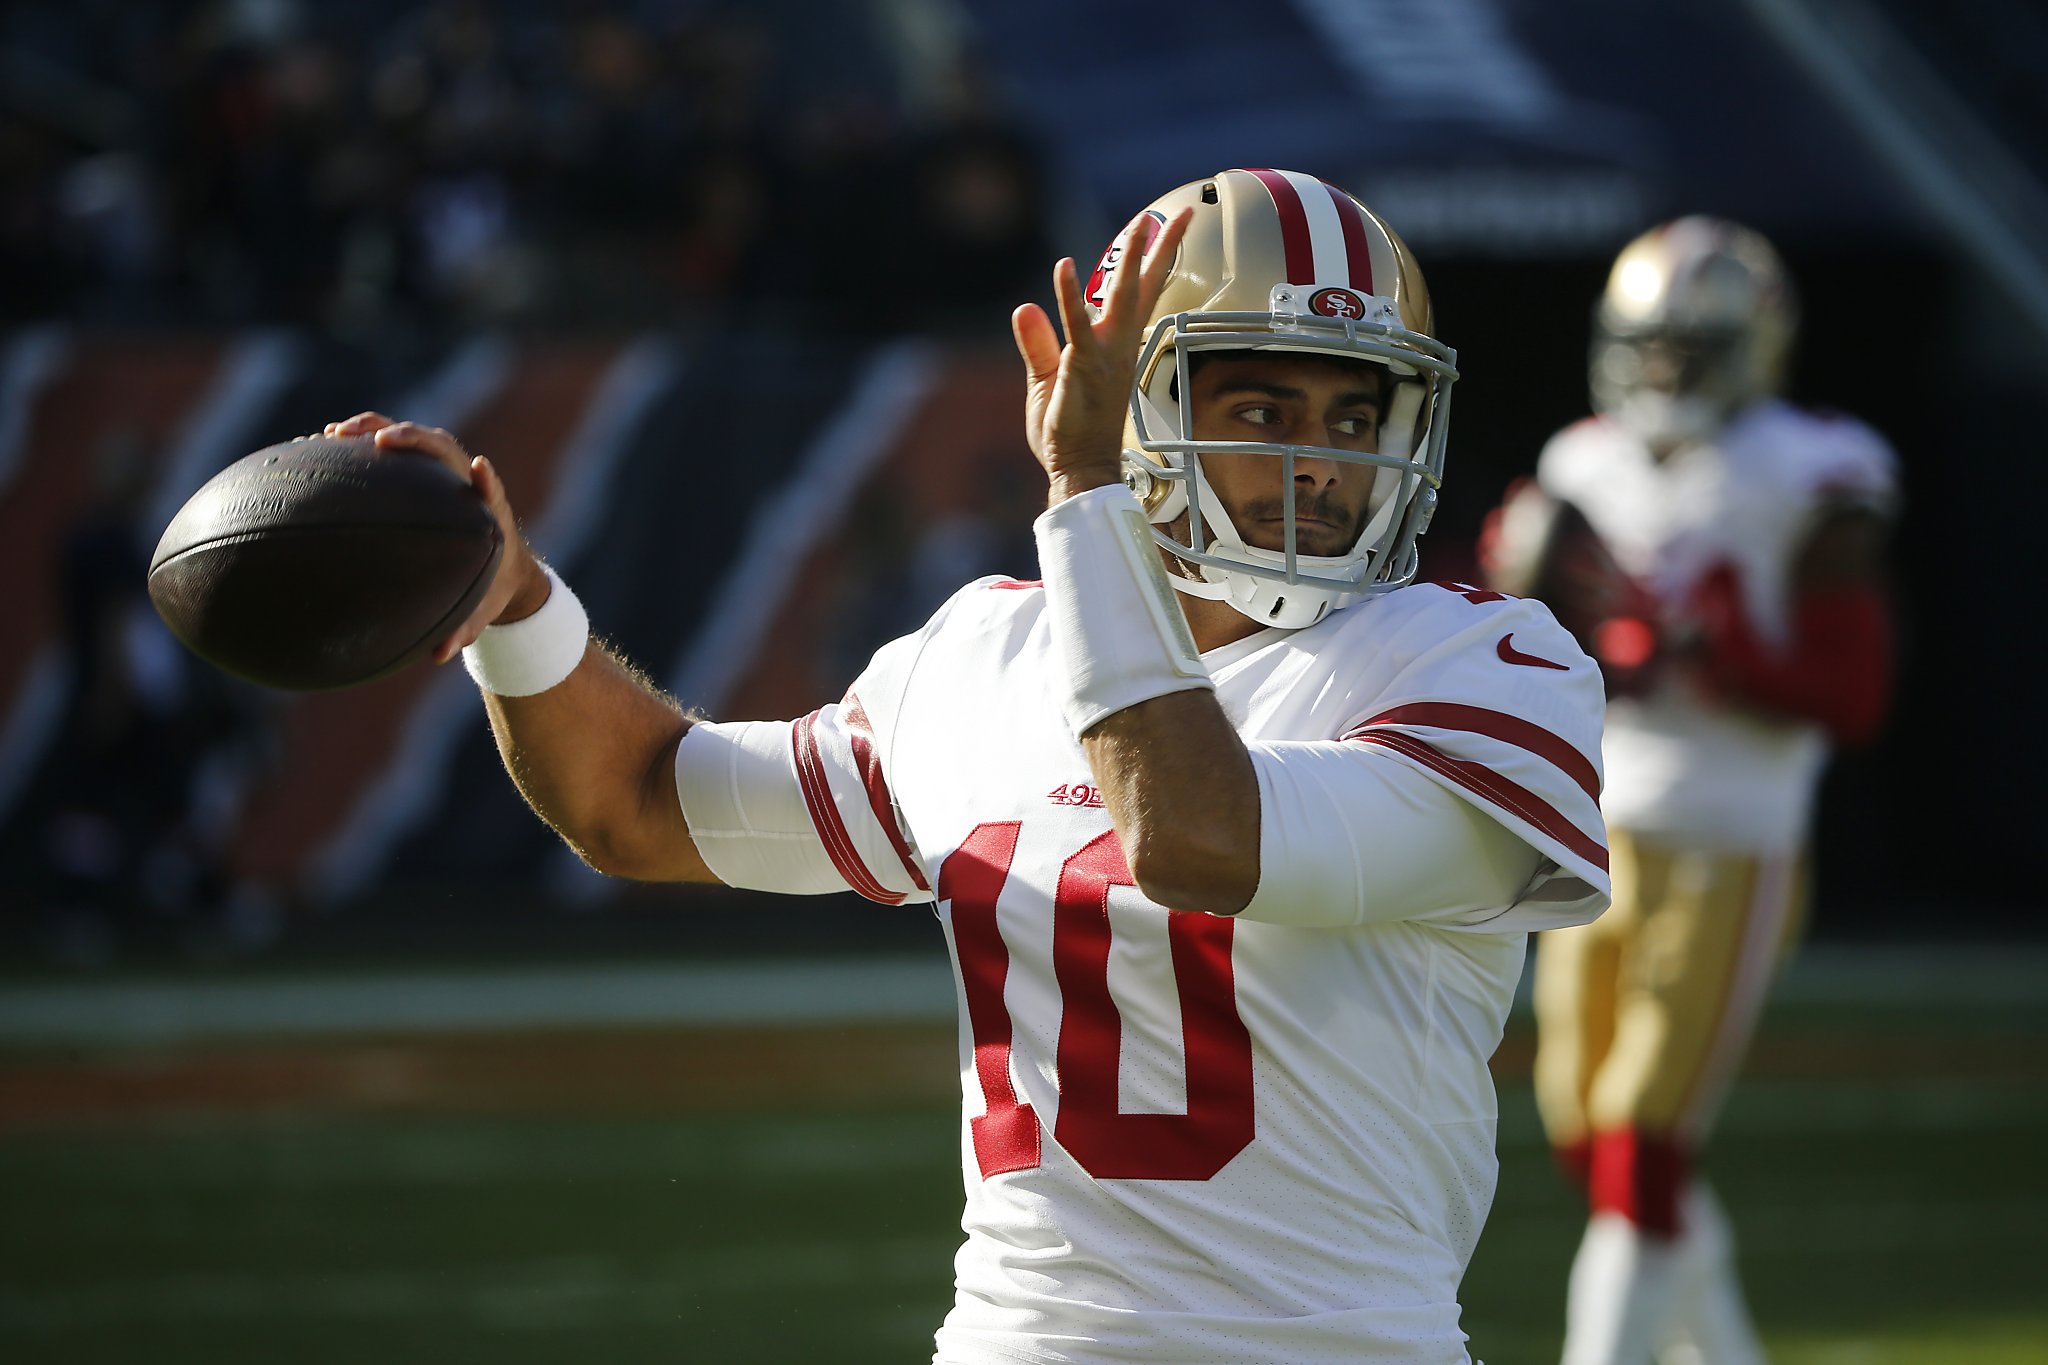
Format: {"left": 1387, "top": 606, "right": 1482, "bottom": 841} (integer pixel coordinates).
{"left": 329, "top": 169, "right": 1610, "bottom": 1363}
{"left": 1485, "top": 218, "right": 1896, "bottom": 1365}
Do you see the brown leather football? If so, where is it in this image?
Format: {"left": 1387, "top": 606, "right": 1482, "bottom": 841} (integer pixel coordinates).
{"left": 147, "top": 435, "right": 503, "bottom": 691}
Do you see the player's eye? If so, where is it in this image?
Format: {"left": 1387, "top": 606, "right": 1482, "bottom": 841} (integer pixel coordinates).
{"left": 1331, "top": 413, "right": 1379, "bottom": 438}
{"left": 1237, "top": 405, "right": 1281, "bottom": 426}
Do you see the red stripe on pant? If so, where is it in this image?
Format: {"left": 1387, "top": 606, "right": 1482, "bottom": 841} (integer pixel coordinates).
{"left": 1587, "top": 1127, "right": 1690, "bottom": 1238}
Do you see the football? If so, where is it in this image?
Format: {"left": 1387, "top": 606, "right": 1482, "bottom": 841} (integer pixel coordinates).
{"left": 147, "top": 434, "right": 503, "bottom": 691}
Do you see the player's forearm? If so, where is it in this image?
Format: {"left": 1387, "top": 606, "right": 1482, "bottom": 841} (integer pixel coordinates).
{"left": 1697, "top": 583, "right": 1893, "bottom": 745}
{"left": 1689, "top": 513, "right": 1894, "bottom": 745}
{"left": 1033, "top": 478, "right": 1258, "bottom": 911}
{"left": 480, "top": 646, "right": 716, "bottom": 883}
{"left": 1082, "top": 690, "right": 1261, "bottom": 915}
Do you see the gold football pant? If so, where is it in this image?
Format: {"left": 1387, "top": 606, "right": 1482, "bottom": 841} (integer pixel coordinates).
{"left": 1532, "top": 829, "right": 1807, "bottom": 1234}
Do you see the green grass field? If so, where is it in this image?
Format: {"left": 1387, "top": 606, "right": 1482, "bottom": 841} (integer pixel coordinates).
{"left": 3, "top": 961, "right": 2043, "bottom": 1364}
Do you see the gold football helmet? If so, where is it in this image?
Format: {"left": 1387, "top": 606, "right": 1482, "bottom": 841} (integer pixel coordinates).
{"left": 1590, "top": 216, "right": 1797, "bottom": 449}
{"left": 1085, "top": 168, "right": 1458, "bottom": 629}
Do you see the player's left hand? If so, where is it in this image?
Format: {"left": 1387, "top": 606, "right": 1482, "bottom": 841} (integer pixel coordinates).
{"left": 1011, "top": 207, "right": 1192, "bottom": 504}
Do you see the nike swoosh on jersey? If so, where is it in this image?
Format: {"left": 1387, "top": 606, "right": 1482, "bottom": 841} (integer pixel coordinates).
{"left": 1497, "top": 633, "right": 1570, "bottom": 670}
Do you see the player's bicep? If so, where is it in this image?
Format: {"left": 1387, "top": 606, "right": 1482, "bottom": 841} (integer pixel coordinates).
{"left": 1238, "top": 741, "right": 1542, "bottom": 928}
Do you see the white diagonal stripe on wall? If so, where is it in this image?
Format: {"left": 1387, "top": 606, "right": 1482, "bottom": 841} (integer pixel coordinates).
{"left": 387, "top": 333, "right": 516, "bottom": 434}
{"left": 145, "top": 330, "right": 308, "bottom": 534}
{"left": 546, "top": 340, "right": 940, "bottom": 904}
{"left": 0, "top": 650, "right": 68, "bottom": 827}
{"left": 667, "top": 340, "right": 938, "bottom": 713}
{"left": 307, "top": 336, "right": 682, "bottom": 904}
{"left": 0, "top": 331, "right": 303, "bottom": 830}
{"left": 0, "top": 326, "right": 71, "bottom": 499}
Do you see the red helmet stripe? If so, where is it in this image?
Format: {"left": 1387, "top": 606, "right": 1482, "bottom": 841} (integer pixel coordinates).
{"left": 1243, "top": 168, "right": 1315, "bottom": 284}
{"left": 1323, "top": 182, "right": 1375, "bottom": 294}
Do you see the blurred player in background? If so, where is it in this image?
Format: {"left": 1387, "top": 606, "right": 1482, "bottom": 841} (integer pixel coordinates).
{"left": 327, "top": 168, "right": 1611, "bottom": 1363}
{"left": 1482, "top": 218, "right": 1897, "bottom": 1364}
{"left": 14, "top": 434, "right": 276, "bottom": 965}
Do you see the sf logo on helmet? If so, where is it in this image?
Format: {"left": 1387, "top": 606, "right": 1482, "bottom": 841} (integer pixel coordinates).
{"left": 1086, "top": 211, "right": 1169, "bottom": 311}
{"left": 1310, "top": 287, "right": 1367, "bottom": 319}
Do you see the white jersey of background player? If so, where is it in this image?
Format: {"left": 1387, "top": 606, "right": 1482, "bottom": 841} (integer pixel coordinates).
{"left": 1539, "top": 394, "right": 1894, "bottom": 847}
{"left": 1489, "top": 218, "right": 1896, "bottom": 1365}
{"left": 333, "top": 169, "right": 1610, "bottom": 1364}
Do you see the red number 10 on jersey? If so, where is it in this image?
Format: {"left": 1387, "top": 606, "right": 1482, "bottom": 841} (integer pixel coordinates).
{"left": 939, "top": 822, "right": 1256, "bottom": 1182}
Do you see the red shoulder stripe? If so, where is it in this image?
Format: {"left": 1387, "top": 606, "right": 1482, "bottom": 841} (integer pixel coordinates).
{"left": 793, "top": 710, "right": 905, "bottom": 906}
{"left": 842, "top": 694, "right": 930, "bottom": 892}
{"left": 1347, "top": 729, "right": 1608, "bottom": 874}
{"left": 1346, "top": 702, "right": 1601, "bottom": 804}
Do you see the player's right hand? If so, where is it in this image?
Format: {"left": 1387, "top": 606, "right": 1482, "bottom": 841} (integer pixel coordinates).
{"left": 323, "top": 411, "right": 546, "bottom": 663}
{"left": 1011, "top": 207, "right": 1191, "bottom": 503}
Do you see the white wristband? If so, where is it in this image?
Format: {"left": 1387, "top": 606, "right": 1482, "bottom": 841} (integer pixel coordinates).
{"left": 462, "top": 563, "right": 589, "bottom": 697}
{"left": 1035, "top": 483, "right": 1213, "bottom": 739}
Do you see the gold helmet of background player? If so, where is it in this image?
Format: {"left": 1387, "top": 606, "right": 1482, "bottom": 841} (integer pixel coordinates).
{"left": 1590, "top": 216, "right": 1798, "bottom": 450}
{"left": 1081, "top": 168, "right": 1459, "bottom": 630}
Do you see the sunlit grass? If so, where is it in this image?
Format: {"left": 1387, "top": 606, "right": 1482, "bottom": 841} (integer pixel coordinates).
{"left": 4, "top": 994, "right": 2044, "bottom": 1365}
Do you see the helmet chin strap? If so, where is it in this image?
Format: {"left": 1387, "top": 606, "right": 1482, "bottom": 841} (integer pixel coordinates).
{"left": 1164, "top": 564, "right": 1231, "bottom": 601}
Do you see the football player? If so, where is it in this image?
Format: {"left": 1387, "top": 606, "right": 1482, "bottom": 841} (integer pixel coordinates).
{"left": 1483, "top": 218, "right": 1897, "bottom": 1365}
{"left": 330, "top": 168, "right": 1610, "bottom": 1364}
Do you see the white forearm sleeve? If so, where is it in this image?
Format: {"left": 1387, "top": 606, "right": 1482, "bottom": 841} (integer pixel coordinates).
{"left": 673, "top": 719, "right": 849, "bottom": 895}
{"left": 1035, "top": 483, "right": 1214, "bottom": 739}
{"left": 1238, "top": 740, "right": 1543, "bottom": 928}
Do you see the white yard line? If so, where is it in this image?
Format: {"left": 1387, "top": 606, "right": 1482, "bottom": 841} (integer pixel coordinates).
{"left": 0, "top": 1236, "right": 952, "bottom": 1331}
{"left": 1, "top": 944, "right": 2038, "bottom": 1048}
{"left": 0, "top": 956, "right": 958, "bottom": 1046}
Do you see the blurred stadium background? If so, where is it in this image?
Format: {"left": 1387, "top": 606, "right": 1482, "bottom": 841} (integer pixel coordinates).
{"left": 1, "top": 0, "right": 2043, "bottom": 1361}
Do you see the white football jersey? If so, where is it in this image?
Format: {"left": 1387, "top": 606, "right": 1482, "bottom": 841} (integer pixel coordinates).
{"left": 1538, "top": 400, "right": 1896, "bottom": 850}
{"left": 679, "top": 578, "right": 1609, "bottom": 1364}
